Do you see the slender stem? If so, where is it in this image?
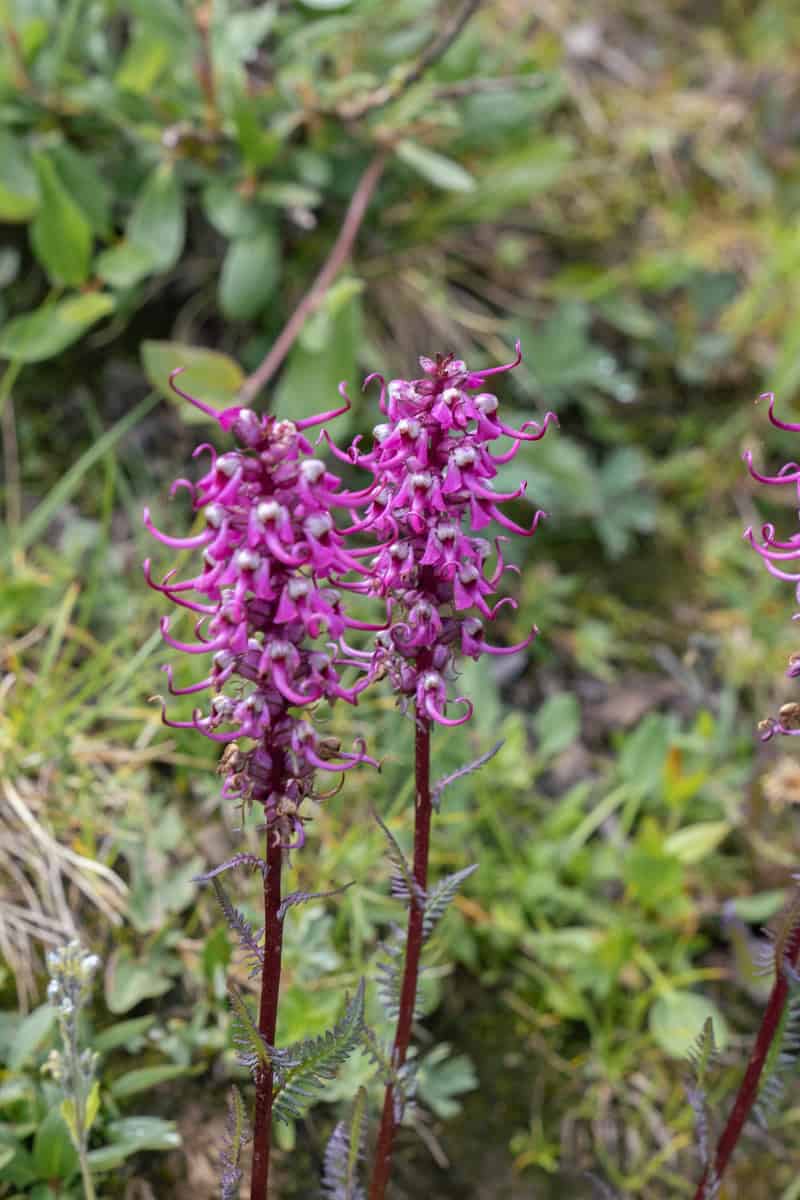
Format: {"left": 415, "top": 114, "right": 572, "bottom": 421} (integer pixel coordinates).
{"left": 77, "top": 1144, "right": 96, "bottom": 1200}
{"left": 239, "top": 150, "right": 388, "bottom": 406}
{"left": 692, "top": 920, "right": 800, "bottom": 1198}
{"left": 368, "top": 709, "right": 432, "bottom": 1200}
{"left": 250, "top": 831, "right": 284, "bottom": 1200}
{"left": 334, "top": 0, "right": 482, "bottom": 121}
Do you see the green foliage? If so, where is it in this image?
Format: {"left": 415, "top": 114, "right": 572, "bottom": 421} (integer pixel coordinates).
{"left": 272, "top": 981, "right": 365, "bottom": 1124}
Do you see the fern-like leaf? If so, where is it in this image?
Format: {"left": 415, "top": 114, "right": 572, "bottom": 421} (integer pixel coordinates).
{"left": 321, "top": 1087, "right": 367, "bottom": 1200}
{"left": 194, "top": 853, "right": 268, "bottom": 882}
{"left": 752, "top": 992, "right": 800, "bottom": 1127}
{"left": 212, "top": 877, "right": 263, "bottom": 976}
{"left": 422, "top": 863, "right": 478, "bottom": 941}
{"left": 683, "top": 1017, "right": 717, "bottom": 1176}
{"left": 220, "top": 1085, "right": 250, "bottom": 1200}
{"left": 228, "top": 986, "right": 289, "bottom": 1081}
{"left": 272, "top": 981, "right": 365, "bottom": 1124}
{"left": 431, "top": 740, "right": 504, "bottom": 812}
{"left": 372, "top": 808, "right": 425, "bottom": 907}
{"left": 278, "top": 881, "right": 354, "bottom": 922}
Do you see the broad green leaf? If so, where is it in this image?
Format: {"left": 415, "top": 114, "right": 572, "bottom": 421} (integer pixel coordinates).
{"left": 106, "top": 1115, "right": 181, "bottom": 1148}
{"left": 7, "top": 1004, "right": 56, "bottom": 1070}
{"left": 140, "top": 340, "right": 245, "bottom": 419}
{"left": 533, "top": 693, "right": 581, "bottom": 760}
{"left": 0, "top": 294, "right": 114, "bottom": 363}
{"left": 649, "top": 991, "right": 729, "bottom": 1059}
{"left": 664, "top": 821, "right": 731, "bottom": 864}
{"left": 115, "top": 31, "right": 170, "bottom": 94}
{"left": 95, "top": 241, "right": 156, "bottom": 288}
{"left": 110, "top": 1063, "right": 192, "bottom": 1098}
{"left": 104, "top": 947, "right": 174, "bottom": 1014}
{"left": 215, "top": 3, "right": 277, "bottom": 62}
{"left": 219, "top": 229, "right": 280, "bottom": 320}
{"left": 127, "top": 165, "right": 185, "bottom": 272}
{"left": 0, "top": 132, "right": 38, "bottom": 222}
{"left": 32, "top": 1107, "right": 79, "bottom": 1180}
{"left": 731, "top": 890, "right": 786, "bottom": 924}
{"left": 48, "top": 143, "right": 112, "bottom": 238}
{"left": 93, "top": 1015, "right": 156, "bottom": 1054}
{"left": 396, "top": 140, "right": 476, "bottom": 192}
{"left": 203, "top": 179, "right": 264, "bottom": 237}
{"left": 29, "top": 152, "right": 92, "bottom": 285}
{"left": 259, "top": 181, "right": 321, "bottom": 209}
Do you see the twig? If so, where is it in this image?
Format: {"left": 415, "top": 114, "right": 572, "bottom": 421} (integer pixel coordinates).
{"left": 335, "top": 0, "right": 482, "bottom": 122}
{"left": 239, "top": 149, "right": 388, "bottom": 406}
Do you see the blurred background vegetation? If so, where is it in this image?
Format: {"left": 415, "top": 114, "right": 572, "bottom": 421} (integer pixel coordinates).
{"left": 3, "top": 0, "right": 800, "bottom": 1196}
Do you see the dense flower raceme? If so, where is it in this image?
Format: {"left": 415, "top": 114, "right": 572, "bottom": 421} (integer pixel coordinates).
{"left": 144, "top": 373, "right": 379, "bottom": 848}
{"left": 328, "top": 343, "right": 557, "bottom": 726}
{"left": 744, "top": 392, "right": 800, "bottom": 741}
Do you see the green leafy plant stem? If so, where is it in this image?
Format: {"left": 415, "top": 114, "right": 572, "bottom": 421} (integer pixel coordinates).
{"left": 250, "top": 828, "right": 285, "bottom": 1200}
{"left": 692, "top": 913, "right": 800, "bottom": 1197}
{"left": 368, "top": 703, "right": 433, "bottom": 1200}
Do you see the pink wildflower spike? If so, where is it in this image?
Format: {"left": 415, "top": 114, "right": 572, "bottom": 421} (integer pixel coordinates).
{"left": 350, "top": 344, "right": 552, "bottom": 724}
{"left": 146, "top": 385, "right": 377, "bottom": 849}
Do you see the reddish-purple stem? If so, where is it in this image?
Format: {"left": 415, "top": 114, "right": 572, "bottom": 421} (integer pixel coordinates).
{"left": 692, "top": 921, "right": 800, "bottom": 1198}
{"left": 250, "top": 830, "right": 284, "bottom": 1200}
{"left": 368, "top": 708, "right": 432, "bottom": 1200}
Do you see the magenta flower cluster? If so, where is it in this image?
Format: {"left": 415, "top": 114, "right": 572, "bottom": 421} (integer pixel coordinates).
{"left": 146, "top": 345, "right": 554, "bottom": 841}
{"left": 745, "top": 392, "right": 800, "bottom": 741}
{"left": 144, "top": 376, "right": 377, "bottom": 849}
{"left": 333, "top": 343, "right": 557, "bottom": 727}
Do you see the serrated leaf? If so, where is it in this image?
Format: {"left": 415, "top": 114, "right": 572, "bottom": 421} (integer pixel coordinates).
{"left": 29, "top": 152, "right": 92, "bottom": 285}
{"left": 649, "top": 991, "right": 729, "bottom": 1059}
{"left": 140, "top": 340, "right": 245, "bottom": 419}
{"left": 228, "top": 986, "right": 276, "bottom": 1078}
{"left": 423, "top": 864, "right": 479, "bottom": 940}
{"left": 0, "top": 131, "right": 38, "bottom": 222}
{"left": 219, "top": 229, "right": 280, "bottom": 320}
{"left": 0, "top": 293, "right": 115, "bottom": 363}
{"left": 273, "top": 981, "right": 365, "bottom": 1124}
{"left": 396, "top": 140, "right": 476, "bottom": 193}
{"left": 127, "top": 165, "right": 185, "bottom": 272}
